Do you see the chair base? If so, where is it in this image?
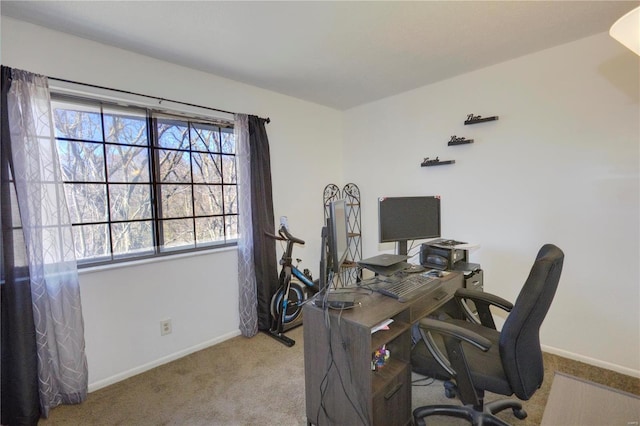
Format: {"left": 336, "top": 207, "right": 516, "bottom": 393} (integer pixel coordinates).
{"left": 413, "top": 398, "right": 527, "bottom": 426}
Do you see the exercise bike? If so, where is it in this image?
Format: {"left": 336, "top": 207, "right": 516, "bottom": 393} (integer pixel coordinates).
{"left": 265, "top": 224, "right": 319, "bottom": 347}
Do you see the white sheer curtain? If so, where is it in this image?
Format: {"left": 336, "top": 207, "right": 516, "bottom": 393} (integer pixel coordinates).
{"left": 235, "top": 113, "right": 258, "bottom": 337}
{"left": 6, "top": 68, "right": 87, "bottom": 416}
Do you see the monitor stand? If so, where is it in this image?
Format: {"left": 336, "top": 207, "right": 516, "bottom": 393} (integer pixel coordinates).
{"left": 397, "top": 241, "right": 408, "bottom": 256}
{"left": 358, "top": 261, "right": 410, "bottom": 277}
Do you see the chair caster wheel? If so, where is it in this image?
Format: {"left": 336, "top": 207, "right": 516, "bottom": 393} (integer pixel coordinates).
{"left": 513, "top": 408, "right": 527, "bottom": 419}
{"left": 443, "top": 381, "right": 456, "bottom": 398}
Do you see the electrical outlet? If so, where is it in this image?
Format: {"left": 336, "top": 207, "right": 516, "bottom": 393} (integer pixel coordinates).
{"left": 160, "top": 319, "right": 172, "bottom": 336}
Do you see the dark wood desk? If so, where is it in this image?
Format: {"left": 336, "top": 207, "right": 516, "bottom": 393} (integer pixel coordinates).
{"left": 303, "top": 271, "right": 464, "bottom": 426}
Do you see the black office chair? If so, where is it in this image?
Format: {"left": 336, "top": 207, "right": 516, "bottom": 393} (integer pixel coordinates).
{"left": 412, "top": 244, "right": 564, "bottom": 426}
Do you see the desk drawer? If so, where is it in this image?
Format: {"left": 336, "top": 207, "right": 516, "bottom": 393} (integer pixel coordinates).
{"left": 465, "top": 269, "right": 483, "bottom": 291}
{"left": 372, "top": 362, "right": 411, "bottom": 426}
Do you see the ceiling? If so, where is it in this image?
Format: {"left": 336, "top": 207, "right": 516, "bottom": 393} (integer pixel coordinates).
{"left": 1, "top": 1, "right": 637, "bottom": 110}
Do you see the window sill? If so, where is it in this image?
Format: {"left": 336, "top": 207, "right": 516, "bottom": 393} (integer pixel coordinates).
{"left": 77, "top": 245, "right": 237, "bottom": 275}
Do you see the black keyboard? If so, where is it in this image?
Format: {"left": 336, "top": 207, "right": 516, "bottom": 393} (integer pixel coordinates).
{"left": 376, "top": 274, "right": 442, "bottom": 303}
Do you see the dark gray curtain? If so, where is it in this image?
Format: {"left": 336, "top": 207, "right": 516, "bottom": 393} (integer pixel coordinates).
{"left": 1, "top": 66, "right": 41, "bottom": 425}
{"left": 248, "top": 115, "right": 278, "bottom": 330}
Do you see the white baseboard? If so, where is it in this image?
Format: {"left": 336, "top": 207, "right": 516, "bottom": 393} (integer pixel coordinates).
{"left": 542, "top": 344, "right": 640, "bottom": 378}
{"left": 88, "top": 329, "right": 242, "bottom": 392}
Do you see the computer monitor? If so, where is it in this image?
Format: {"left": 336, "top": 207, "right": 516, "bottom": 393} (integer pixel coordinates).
{"left": 378, "top": 196, "right": 441, "bottom": 256}
{"left": 318, "top": 199, "right": 349, "bottom": 293}
{"left": 328, "top": 199, "right": 349, "bottom": 273}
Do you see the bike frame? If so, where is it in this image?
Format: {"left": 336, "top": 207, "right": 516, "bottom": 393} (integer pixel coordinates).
{"left": 291, "top": 265, "right": 314, "bottom": 287}
{"left": 266, "top": 225, "right": 318, "bottom": 347}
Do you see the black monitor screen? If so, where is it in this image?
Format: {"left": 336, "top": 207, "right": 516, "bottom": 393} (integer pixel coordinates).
{"left": 379, "top": 196, "right": 441, "bottom": 254}
{"left": 328, "top": 199, "right": 349, "bottom": 273}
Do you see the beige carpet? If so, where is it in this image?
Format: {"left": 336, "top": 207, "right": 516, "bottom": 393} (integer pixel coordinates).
{"left": 541, "top": 372, "right": 640, "bottom": 426}
{"left": 40, "top": 327, "right": 308, "bottom": 425}
{"left": 38, "top": 326, "right": 639, "bottom": 425}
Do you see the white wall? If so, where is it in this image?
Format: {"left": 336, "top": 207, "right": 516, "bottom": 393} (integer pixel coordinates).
{"left": 343, "top": 33, "right": 639, "bottom": 376}
{"left": 1, "top": 17, "right": 343, "bottom": 390}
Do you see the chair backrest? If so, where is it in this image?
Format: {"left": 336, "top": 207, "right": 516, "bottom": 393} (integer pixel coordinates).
{"left": 499, "top": 244, "right": 564, "bottom": 400}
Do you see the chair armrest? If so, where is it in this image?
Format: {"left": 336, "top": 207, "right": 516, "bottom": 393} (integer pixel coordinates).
{"left": 455, "top": 288, "right": 514, "bottom": 312}
{"left": 417, "top": 318, "right": 496, "bottom": 408}
{"left": 453, "top": 288, "right": 513, "bottom": 329}
{"left": 418, "top": 318, "right": 491, "bottom": 352}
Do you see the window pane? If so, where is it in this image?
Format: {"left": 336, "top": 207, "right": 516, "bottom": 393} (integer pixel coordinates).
{"left": 9, "top": 184, "right": 21, "bottom": 228}
{"left": 193, "top": 185, "right": 223, "bottom": 216}
{"left": 109, "top": 184, "right": 153, "bottom": 221}
{"left": 157, "top": 118, "right": 189, "bottom": 149}
{"left": 107, "top": 145, "right": 150, "bottom": 182}
{"left": 73, "top": 223, "right": 109, "bottom": 261}
{"left": 43, "top": 226, "right": 75, "bottom": 264}
{"left": 192, "top": 152, "right": 222, "bottom": 184}
{"left": 221, "top": 154, "right": 236, "bottom": 184}
{"left": 52, "top": 100, "right": 103, "bottom": 141}
{"left": 195, "top": 216, "right": 224, "bottom": 246}
{"left": 52, "top": 95, "right": 237, "bottom": 265}
{"left": 158, "top": 149, "right": 191, "bottom": 182}
{"left": 223, "top": 185, "right": 238, "bottom": 214}
{"left": 191, "top": 123, "right": 221, "bottom": 152}
{"left": 160, "top": 184, "right": 193, "bottom": 218}
{"left": 161, "top": 219, "right": 194, "bottom": 249}
{"left": 57, "top": 140, "right": 105, "bottom": 182}
{"left": 64, "top": 183, "right": 108, "bottom": 224}
{"left": 11, "top": 230, "right": 28, "bottom": 267}
{"left": 39, "top": 185, "right": 69, "bottom": 227}
{"left": 225, "top": 215, "right": 238, "bottom": 240}
{"left": 103, "top": 107, "right": 148, "bottom": 146}
{"left": 112, "top": 221, "right": 154, "bottom": 256}
{"left": 221, "top": 128, "right": 235, "bottom": 154}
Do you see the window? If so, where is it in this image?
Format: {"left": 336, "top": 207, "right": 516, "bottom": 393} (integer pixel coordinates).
{"left": 52, "top": 95, "right": 237, "bottom": 266}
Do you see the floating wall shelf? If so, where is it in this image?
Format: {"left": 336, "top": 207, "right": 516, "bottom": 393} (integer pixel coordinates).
{"left": 464, "top": 114, "right": 499, "bottom": 125}
{"left": 421, "top": 157, "right": 455, "bottom": 167}
{"left": 448, "top": 135, "right": 474, "bottom": 146}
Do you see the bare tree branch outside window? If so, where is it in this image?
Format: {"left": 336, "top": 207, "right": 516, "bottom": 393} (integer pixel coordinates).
{"left": 51, "top": 96, "right": 237, "bottom": 266}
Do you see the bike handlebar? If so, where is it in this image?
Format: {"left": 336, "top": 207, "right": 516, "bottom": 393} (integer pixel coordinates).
{"left": 264, "top": 225, "right": 305, "bottom": 245}
{"left": 279, "top": 225, "right": 305, "bottom": 245}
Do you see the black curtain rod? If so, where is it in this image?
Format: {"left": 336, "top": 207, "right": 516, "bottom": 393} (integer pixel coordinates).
{"left": 48, "top": 76, "right": 270, "bottom": 124}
